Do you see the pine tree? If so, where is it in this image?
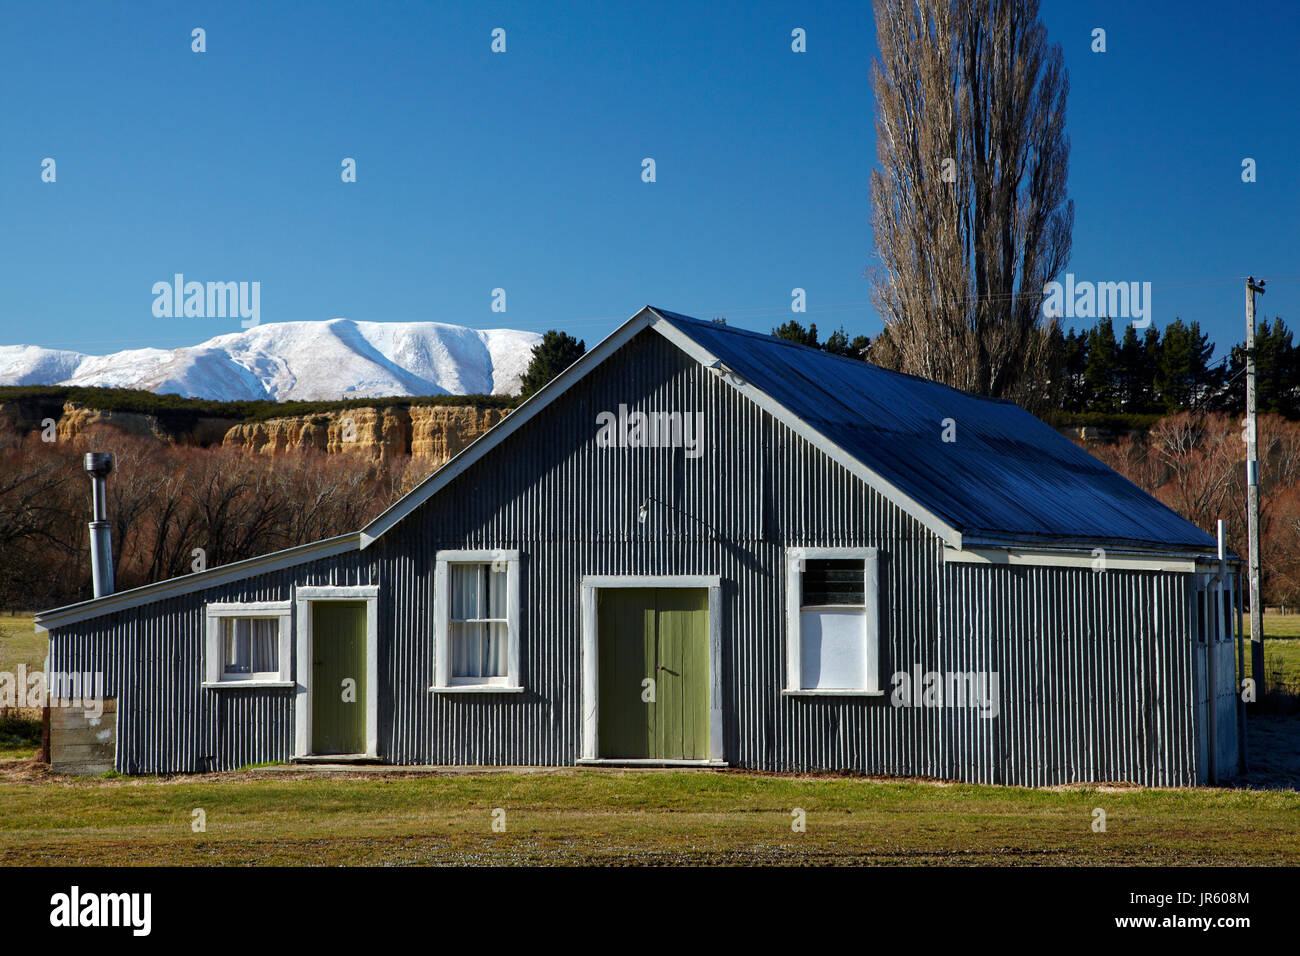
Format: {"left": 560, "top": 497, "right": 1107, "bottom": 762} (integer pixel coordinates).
{"left": 1061, "top": 328, "right": 1089, "bottom": 411}
{"left": 1142, "top": 325, "right": 1162, "bottom": 402}
{"left": 518, "top": 330, "right": 586, "bottom": 399}
{"left": 771, "top": 320, "right": 820, "bottom": 348}
{"left": 1156, "top": 318, "right": 1218, "bottom": 409}
{"left": 1116, "top": 324, "right": 1159, "bottom": 411}
{"left": 1256, "top": 318, "right": 1299, "bottom": 417}
{"left": 1084, "top": 318, "right": 1119, "bottom": 412}
{"left": 822, "top": 326, "right": 850, "bottom": 355}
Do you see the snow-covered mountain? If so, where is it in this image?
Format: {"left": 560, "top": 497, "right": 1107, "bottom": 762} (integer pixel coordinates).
{"left": 0, "top": 319, "right": 543, "bottom": 401}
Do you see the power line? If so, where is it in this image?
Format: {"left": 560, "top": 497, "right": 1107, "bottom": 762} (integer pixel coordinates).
{"left": 6, "top": 274, "right": 1297, "bottom": 351}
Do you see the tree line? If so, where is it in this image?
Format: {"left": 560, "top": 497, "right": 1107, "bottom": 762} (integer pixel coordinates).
{"left": 768, "top": 315, "right": 1299, "bottom": 420}
{"left": 0, "top": 423, "right": 427, "bottom": 611}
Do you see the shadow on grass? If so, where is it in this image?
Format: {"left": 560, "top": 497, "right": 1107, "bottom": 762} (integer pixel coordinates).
{"left": 1238, "top": 713, "right": 1300, "bottom": 791}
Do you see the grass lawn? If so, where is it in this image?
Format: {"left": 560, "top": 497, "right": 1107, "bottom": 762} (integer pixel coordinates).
{"left": 1251, "top": 611, "right": 1300, "bottom": 639}
{"left": 0, "top": 614, "right": 42, "bottom": 760}
{"left": 0, "top": 613, "right": 42, "bottom": 673}
{"left": 1264, "top": 640, "right": 1300, "bottom": 693}
{"left": 0, "top": 766, "right": 1297, "bottom": 866}
{"left": 1236, "top": 612, "right": 1300, "bottom": 698}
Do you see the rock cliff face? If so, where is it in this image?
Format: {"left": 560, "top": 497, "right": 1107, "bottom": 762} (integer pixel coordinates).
{"left": 221, "top": 405, "right": 509, "bottom": 464}
{"left": 0, "top": 399, "right": 508, "bottom": 468}
{"left": 0, "top": 400, "right": 240, "bottom": 447}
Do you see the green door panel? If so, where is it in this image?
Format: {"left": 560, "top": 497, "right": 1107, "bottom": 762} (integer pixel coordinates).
{"left": 597, "top": 587, "right": 709, "bottom": 760}
{"left": 598, "top": 588, "right": 657, "bottom": 759}
{"left": 311, "top": 601, "right": 367, "bottom": 755}
{"left": 655, "top": 588, "right": 711, "bottom": 760}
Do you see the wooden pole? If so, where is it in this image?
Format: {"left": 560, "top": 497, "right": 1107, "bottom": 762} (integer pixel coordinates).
{"left": 1245, "top": 277, "right": 1266, "bottom": 700}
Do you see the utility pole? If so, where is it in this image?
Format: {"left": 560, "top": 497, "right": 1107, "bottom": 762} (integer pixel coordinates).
{"left": 1245, "top": 277, "right": 1266, "bottom": 696}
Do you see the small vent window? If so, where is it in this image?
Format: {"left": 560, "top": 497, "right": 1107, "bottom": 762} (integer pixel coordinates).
{"left": 801, "top": 559, "right": 865, "bottom": 607}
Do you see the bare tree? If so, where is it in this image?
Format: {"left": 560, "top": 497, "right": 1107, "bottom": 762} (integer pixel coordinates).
{"left": 868, "top": 0, "right": 1073, "bottom": 411}
{"left": 1146, "top": 413, "right": 1239, "bottom": 531}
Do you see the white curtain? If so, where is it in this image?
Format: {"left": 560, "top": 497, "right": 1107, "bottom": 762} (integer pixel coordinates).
{"left": 451, "top": 622, "right": 506, "bottom": 677}
{"left": 223, "top": 617, "right": 278, "bottom": 676}
{"left": 252, "top": 618, "right": 278, "bottom": 672}
{"left": 450, "top": 564, "right": 507, "bottom": 678}
{"left": 223, "top": 618, "right": 250, "bottom": 674}
{"left": 451, "top": 564, "right": 480, "bottom": 620}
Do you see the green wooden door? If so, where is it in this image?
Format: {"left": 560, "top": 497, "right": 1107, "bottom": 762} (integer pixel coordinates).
{"left": 311, "top": 601, "right": 367, "bottom": 755}
{"left": 598, "top": 587, "right": 709, "bottom": 760}
{"left": 654, "top": 588, "right": 711, "bottom": 760}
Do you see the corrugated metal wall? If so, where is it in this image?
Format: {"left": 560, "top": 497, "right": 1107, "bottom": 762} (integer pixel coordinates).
{"left": 941, "top": 563, "right": 1201, "bottom": 786}
{"left": 46, "top": 329, "right": 1213, "bottom": 784}
{"left": 49, "top": 552, "right": 375, "bottom": 773}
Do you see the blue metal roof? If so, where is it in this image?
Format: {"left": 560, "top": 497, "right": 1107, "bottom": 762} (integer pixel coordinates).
{"left": 654, "top": 308, "right": 1216, "bottom": 552}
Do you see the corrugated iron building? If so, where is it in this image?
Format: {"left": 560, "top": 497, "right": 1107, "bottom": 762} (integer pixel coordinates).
{"left": 36, "top": 307, "right": 1243, "bottom": 785}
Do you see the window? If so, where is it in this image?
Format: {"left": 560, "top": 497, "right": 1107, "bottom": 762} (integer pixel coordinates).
{"left": 204, "top": 602, "right": 293, "bottom": 687}
{"left": 433, "top": 550, "right": 522, "bottom": 691}
{"left": 785, "top": 548, "right": 881, "bottom": 694}
{"left": 222, "top": 617, "right": 279, "bottom": 677}
{"left": 450, "top": 564, "right": 508, "bottom": 678}
{"left": 1197, "top": 577, "right": 1237, "bottom": 645}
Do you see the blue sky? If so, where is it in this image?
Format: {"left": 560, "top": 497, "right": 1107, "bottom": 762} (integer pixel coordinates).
{"left": 1, "top": 0, "right": 1296, "bottom": 364}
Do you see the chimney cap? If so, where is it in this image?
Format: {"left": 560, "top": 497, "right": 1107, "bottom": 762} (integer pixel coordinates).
{"left": 84, "top": 452, "right": 113, "bottom": 477}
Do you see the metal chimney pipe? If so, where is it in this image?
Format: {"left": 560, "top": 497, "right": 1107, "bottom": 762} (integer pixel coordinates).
{"left": 84, "top": 452, "right": 114, "bottom": 598}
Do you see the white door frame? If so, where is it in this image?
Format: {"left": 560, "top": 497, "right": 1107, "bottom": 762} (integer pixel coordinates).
{"left": 579, "top": 575, "right": 724, "bottom": 765}
{"left": 294, "top": 585, "right": 380, "bottom": 758}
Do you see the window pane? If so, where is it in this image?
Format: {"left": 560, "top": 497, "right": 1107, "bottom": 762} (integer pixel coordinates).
{"left": 223, "top": 618, "right": 251, "bottom": 674}
{"left": 802, "top": 559, "right": 865, "bottom": 606}
{"left": 483, "top": 621, "right": 505, "bottom": 675}
{"left": 487, "top": 566, "right": 507, "bottom": 619}
{"left": 451, "top": 621, "right": 507, "bottom": 678}
{"left": 450, "top": 563, "right": 508, "bottom": 621}
{"left": 800, "top": 608, "right": 865, "bottom": 689}
{"left": 451, "top": 621, "right": 479, "bottom": 677}
{"left": 253, "top": 618, "right": 278, "bottom": 673}
{"left": 451, "top": 565, "right": 481, "bottom": 620}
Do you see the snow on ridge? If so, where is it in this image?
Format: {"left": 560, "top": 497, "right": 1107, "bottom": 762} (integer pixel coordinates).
{"left": 0, "top": 319, "right": 544, "bottom": 401}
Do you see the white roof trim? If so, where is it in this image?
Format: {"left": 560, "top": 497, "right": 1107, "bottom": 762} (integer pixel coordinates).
{"left": 35, "top": 533, "right": 362, "bottom": 631}
{"left": 944, "top": 546, "right": 1200, "bottom": 573}
{"left": 955, "top": 533, "right": 1223, "bottom": 561}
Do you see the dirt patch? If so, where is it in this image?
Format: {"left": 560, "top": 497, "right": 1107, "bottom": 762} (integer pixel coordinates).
{"left": 0, "top": 756, "right": 54, "bottom": 784}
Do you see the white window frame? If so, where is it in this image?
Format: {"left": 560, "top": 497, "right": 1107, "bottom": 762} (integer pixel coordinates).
{"left": 203, "top": 601, "right": 293, "bottom": 688}
{"left": 431, "top": 549, "right": 523, "bottom": 693}
{"left": 783, "top": 547, "right": 883, "bottom": 696}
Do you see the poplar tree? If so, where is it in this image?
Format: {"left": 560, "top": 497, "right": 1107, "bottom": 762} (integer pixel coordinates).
{"left": 867, "top": 0, "right": 1073, "bottom": 413}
